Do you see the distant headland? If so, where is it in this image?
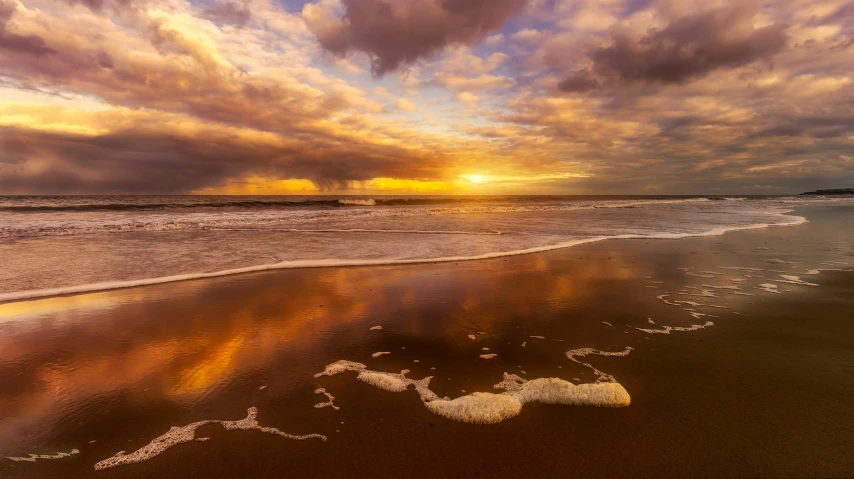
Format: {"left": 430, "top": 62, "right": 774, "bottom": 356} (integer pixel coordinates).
{"left": 800, "top": 188, "right": 854, "bottom": 195}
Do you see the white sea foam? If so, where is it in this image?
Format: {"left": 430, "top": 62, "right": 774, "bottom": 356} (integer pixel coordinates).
{"left": 213, "top": 227, "right": 503, "bottom": 236}
{"left": 686, "top": 272, "right": 717, "bottom": 278}
{"left": 369, "top": 325, "right": 383, "bottom": 331}
{"left": 758, "top": 283, "right": 780, "bottom": 293}
{"left": 0, "top": 207, "right": 808, "bottom": 304}
{"left": 635, "top": 321, "right": 714, "bottom": 335}
{"left": 93, "top": 407, "right": 325, "bottom": 471}
{"left": 424, "top": 392, "right": 523, "bottom": 424}
{"left": 337, "top": 199, "right": 376, "bottom": 206}
{"left": 695, "top": 285, "right": 753, "bottom": 296}
{"left": 7, "top": 449, "right": 80, "bottom": 462}
{"left": 673, "top": 299, "right": 726, "bottom": 309}
{"left": 313, "top": 361, "right": 629, "bottom": 425}
{"left": 657, "top": 294, "right": 681, "bottom": 305}
{"left": 688, "top": 311, "right": 718, "bottom": 319}
{"left": 496, "top": 373, "right": 631, "bottom": 408}
{"left": 371, "top": 351, "right": 391, "bottom": 358}
{"left": 1, "top": 197, "right": 718, "bottom": 239}
{"left": 314, "top": 388, "right": 339, "bottom": 410}
{"left": 315, "top": 360, "right": 367, "bottom": 378}
{"left": 565, "top": 347, "right": 633, "bottom": 383}
{"left": 479, "top": 354, "right": 498, "bottom": 359}
{"left": 701, "top": 284, "right": 740, "bottom": 290}
{"left": 773, "top": 275, "right": 819, "bottom": 286}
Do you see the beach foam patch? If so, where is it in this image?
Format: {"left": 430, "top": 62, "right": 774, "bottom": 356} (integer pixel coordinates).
{"left": 338, "top": 199, "right": 376, "bottom": 206}
{"left": 496, "top": 373, "right": 631, "bottom": 407}
{"left": 7, "top": 449, "right": 79, "bottom": 463}
{"left": 634, "top": 321, "right": 714, "bottom": 335}
{"left": 314, "top": 388, "right": 339, "bottom": 410}
{"left": 314, "top": 361, "right": 630, "bottom": 425}
{"left": 94, "top": 408, "right": 325, "bottom": 471}
{"left": 565, "top": 347, "right": 633, "bottom": 383}
{"left": 424, "top": 392, "right": 523, "bottom": 424}
{"left": 773, "top": 275, "right": 819, "bottom": 286}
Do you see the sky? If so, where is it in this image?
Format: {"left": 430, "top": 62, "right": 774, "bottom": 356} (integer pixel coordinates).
{"left": 0, "top": 0, "right": 852, "bottom": 195}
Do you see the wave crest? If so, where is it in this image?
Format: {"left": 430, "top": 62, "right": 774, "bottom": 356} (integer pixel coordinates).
{"left": 337, "top": 199, "right": 376, "bottom": 206}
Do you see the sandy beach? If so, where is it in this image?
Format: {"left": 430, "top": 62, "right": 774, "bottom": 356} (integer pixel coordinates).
{"left": 1, "top": 203, "right": 853, "bottom": 478}
{"left": 4, "top": 0, "right": 854, "bottom": 474}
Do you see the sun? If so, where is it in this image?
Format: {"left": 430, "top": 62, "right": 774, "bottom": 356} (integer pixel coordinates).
{"left": 468, "top": 175, "right": 484, "bottom": 184}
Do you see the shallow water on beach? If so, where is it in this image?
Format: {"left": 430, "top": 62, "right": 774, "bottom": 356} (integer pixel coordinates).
{"left": 3, "top": 195, "right": 845, "bottom": 302}
{"left": 0, "top": 204, "right": 853, "bottom": 477}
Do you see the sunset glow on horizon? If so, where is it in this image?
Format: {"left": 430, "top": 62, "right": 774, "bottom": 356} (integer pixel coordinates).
{"left": 1, "top": 0, "right": 852, "bottom": 195}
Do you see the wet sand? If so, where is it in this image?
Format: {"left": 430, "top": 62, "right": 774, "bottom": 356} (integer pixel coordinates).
{"left": 1, "top": 204, "right": 853, "bottom": 478}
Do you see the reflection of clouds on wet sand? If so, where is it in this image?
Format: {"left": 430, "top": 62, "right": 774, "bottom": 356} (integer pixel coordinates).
{"left": 0, "top": 250, "right": 653, "bottom": 449}
{"left": 2, "top": 215, "right": 851, "bottom": 470}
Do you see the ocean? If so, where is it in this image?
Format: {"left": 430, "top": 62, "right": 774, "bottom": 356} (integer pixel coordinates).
{"left": 0, "top": 195, "right": 847, "bottom": 303}
{"left": 2, "top": 196, "right": 854, "bottom": 477}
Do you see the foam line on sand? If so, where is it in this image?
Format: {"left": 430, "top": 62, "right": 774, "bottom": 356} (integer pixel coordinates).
{"left": 314, "top": 360, "right": 629, "bottom": 425}
{"left": 6, "top": 449, "right": 79, "bottom": 463}
{"left": 93, "top": 407, "right": 325, "bottom": 471}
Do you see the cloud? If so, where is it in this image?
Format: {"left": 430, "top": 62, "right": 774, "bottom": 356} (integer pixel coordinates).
{"left": 0, "top": 114, "right": 454, "bottom": 193}
{"left": 203, "top": 1, "right": 252, "bottom": 27}
{"left": 1, "top": 0, "right": 853, "bottom": 195}
{"left": 434, "top": 72, "right": 514, "bottom": 92}
{"left": 559, "top": 2, "right": 788, "bottom": 91}
{"left": 0, "top": 0, "right": 56, "bottom": 56}
{"left": 54, "top": 0, "right": 140, "bottom": 13}
{"left": 556, "top": 68, "right": 598, "bottom": 93}
{"left": 396, "top": 97, "right": 416, "bottom": 111}
{"left": 302, "top": 0, "right": 527, "bottom": 76}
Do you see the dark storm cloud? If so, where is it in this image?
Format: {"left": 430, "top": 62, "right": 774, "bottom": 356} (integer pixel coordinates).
{"left": 0, "top": 11, "right": 460, "bottom": 192}
{"left": 557, "top": 68, "right": 598, "bottom": 93}
{"left": 560, "top": 2, "right": 787, "bottom": 91}
{"left": 752, "top": 114, "right": 854, "bottom": 140}
{"left": 54, "top": 0, "right": 138, "bottom": 13}
{"left": 0, "top": 0, "right": 55, "bottom": 56}
{"left": 0, "top": 124, "right": 451, "bottom": 194}
{"left": 204, "top": 1, "right": 251, "bottom": 27}
{"left": 303, "top": 0, "right": 527, "bottom": 76}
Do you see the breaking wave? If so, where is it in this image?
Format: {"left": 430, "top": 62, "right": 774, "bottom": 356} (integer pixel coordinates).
{"left": 0, "top": 213, "right": 806, "bottom": 304}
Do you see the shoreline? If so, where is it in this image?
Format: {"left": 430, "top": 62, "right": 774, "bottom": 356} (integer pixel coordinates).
{"left": 0, "top": 212, "right": 807, "bottom": 305}
{"left": 1, "top": 203, "right": 853, "bottom": 477}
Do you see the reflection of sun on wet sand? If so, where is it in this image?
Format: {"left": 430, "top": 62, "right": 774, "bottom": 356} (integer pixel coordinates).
{"left": 93, "top": 407, "right": 325, "bottom": 471}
